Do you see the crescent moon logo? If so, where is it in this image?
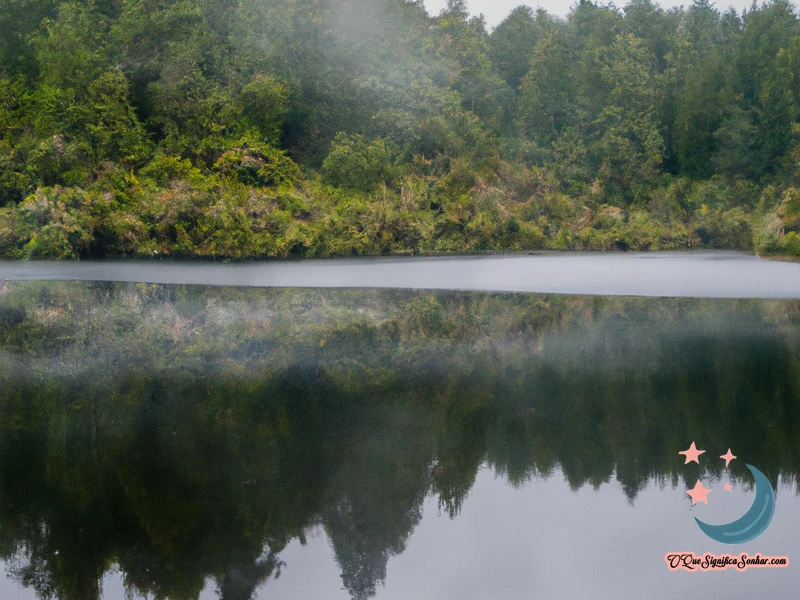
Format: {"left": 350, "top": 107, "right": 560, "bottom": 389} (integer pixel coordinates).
{"left": 695, "top": 464, "right": 776, "bottom": 544}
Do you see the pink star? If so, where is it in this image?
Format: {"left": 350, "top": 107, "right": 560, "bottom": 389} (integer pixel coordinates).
{"left": 687, "top": 480, "right": 712, "bottom": 505}
{"left": 724, "top": 483, "right": 733, "bottom": 492}
{"left": 679, "top": 442, "right": 706, "bottom": 464}
{"left": 720, "top": 448, "right": 737, "bottom": 468}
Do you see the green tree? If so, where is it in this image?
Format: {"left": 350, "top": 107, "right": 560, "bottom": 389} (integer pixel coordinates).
{"left": 519, "top": 27, "right": 577, "bottom": 147}
{"left": 590, "top": 34, "right": 664, "bottom": 203}
{"left": 673, "top": 53, "right": 725, "bottom": 177}
{"left": 489, "top": 6, "right": 551, "bottom": 91}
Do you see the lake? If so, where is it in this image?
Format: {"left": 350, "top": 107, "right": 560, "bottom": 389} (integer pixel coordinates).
{"left": 0, "top": 254, "right": 799, "bottom": 598}
{"left": 2, "top": 251, "right": 800, "bottom": 297}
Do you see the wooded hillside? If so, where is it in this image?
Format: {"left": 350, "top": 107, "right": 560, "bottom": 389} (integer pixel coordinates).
{"left": 1, "top": 0, "right": 799, "bottom": 259}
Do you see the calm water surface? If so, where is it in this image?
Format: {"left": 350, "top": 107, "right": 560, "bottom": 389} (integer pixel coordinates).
{"left": 0, "top": 273, "right": 799, "bottom": 598}
{"left": 2, "top": 251, "right": 800, "bottom": 297}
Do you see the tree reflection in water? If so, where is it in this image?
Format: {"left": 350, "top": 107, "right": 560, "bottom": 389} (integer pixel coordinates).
{"left": 0, "top": 283, "right": 798, "bottom": 599}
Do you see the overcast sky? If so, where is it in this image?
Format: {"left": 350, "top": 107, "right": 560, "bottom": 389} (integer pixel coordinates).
{"left": 423, "top": 0, "right": 761, "bottom": 28}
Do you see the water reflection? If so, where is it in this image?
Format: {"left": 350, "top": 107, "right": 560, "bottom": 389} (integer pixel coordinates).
{"left": 0, "top": 282, "right": 799, "bottom": 599}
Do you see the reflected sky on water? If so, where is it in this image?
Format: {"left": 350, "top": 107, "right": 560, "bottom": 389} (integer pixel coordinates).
{"left": 2, "top": 252, "right": 800, "bottom": 298}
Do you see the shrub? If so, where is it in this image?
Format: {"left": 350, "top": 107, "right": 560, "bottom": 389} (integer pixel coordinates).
{"left": 139, "top": 154, "right": 204, "bottom": 187}
{"left": 754, "top": 213, "right": 785, "bottom": 255}
{"left": 322, "top": 133, "right": 398, "bottom": 191}
{"left": 692, "top": 206, "right": 752, "bottom": 249}
{"left": 16, "top": 187, "right": 103, "bottom": 258}
{"left": 785, "top": 231, "right": 800, "bottom": 257}
{"left": 213, "top": 141, "right": 300, "bottom": 188}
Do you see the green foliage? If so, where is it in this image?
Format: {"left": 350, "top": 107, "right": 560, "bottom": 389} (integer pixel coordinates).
{"left": 213, "top": 140, "right": 300, "bottom": 188}
{"left": 519, "top": 28, "right": 576, "bottom": 146}
{"left": 322, "top": 133, "right": 398, "bottom": 191}
{"left": 785, "top": 230, "right": 800, "bottom": 256}
{"left": 691, "top": 205, "right": 753, "bottom": 249}
{"left": 489, "top": 7, "right": 549, "bottom": 91}
{"left": 590, "top": 34, "right": 664, "bottom": 204}
{"left": 755, "top": 186, "right": 800, "bottom": 257}
{"left": 15, "top": 187, "right": 106, "bottom": 258}
{"left": 2, "top": 0, "right": 800, "bottom": 258}
{"left": 30, "top": 1, "right": 111, "bottom": 90}
{"left": 673, "top": 53, "right": 725, "bottom": 178}
{"left": 139, "top": 154, "right": 204, "bottom": 187}
{"left": 0, "top": 139, "right": 30, "bottom": 206}
{"left": 237, "top": 75, "right": 288, "bottom": 146}
{"left": 148, "top": 71, "right": 238, "bottom": 167}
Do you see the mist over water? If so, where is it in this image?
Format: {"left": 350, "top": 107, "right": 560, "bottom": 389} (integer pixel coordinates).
{"left": 0, "top": 282, "right": 799, "bottom": 598}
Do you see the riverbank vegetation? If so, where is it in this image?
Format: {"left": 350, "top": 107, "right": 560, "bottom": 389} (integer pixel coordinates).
{"left": 1, "top": 282, "right": 800, "bottom": 598}
{"left": 2, "top": 0, "right": 800, "bottom": 259}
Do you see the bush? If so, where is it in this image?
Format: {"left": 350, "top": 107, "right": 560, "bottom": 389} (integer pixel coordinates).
{"left": 213, "top": 141, "right": 300, "bottom": 188}
{"left": 785, "top": 231, "right": 800, "bottom": 257}
{"left": 754, "top": 213, "right": 785, "bottom": 255}
{"left": 16, "top": 187, "right": 104, "bottom": 258}
{"left": 140, "top": 154, "right": 204, "bottom": 187}
{"left": 0, "top": 140, "right": 29, "bottom": 206}
{"left": 782, "top": 188, "right": 800, "bottom": 231}
{"left": 692, "top": 206, "right": 752, "bottom": 249}
{"left": 322, "top": 133, "right": 398, "bottom": 191}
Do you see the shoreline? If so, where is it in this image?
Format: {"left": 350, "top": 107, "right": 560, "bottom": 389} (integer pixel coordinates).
{"left": 1, "top": 251, "right": 799, "bottom": 299}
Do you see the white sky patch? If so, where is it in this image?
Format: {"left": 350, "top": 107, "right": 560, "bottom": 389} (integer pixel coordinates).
{"left": 423, "top": 0, "right": 764, "bottom": 28}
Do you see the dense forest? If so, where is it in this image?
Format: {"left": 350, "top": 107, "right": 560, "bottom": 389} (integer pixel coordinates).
{"left": 1, "top": 0, "right": 800, "bottom": 259}
{"left": 1, "top": 282, "right": 800, "bottom": 598}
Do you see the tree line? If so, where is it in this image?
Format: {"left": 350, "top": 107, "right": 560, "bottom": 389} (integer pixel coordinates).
{"left": 1, "top": 0, "right": 800, "bottom": 258}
